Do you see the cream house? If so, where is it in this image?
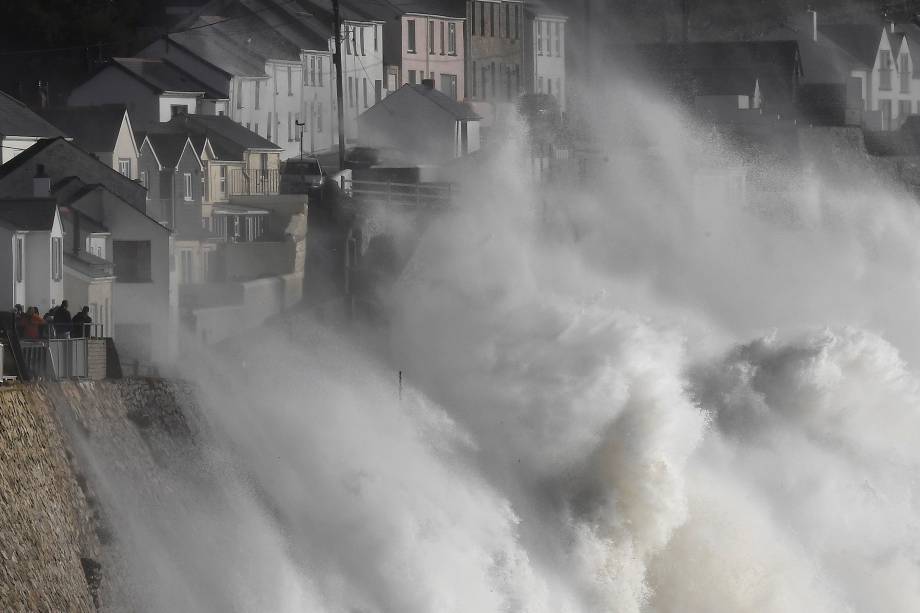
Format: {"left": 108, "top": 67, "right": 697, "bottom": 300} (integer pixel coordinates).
{"left": 0, "top": 198, "right": 64, "bottom": 313}
{"left": 38, "top": 105, "right": 140, "bottom": 180}
{"left": 0, "top": 91, "right": 68, "bottom": 164}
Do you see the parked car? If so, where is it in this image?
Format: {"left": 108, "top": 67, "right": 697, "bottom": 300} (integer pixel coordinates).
{"left": 280, "top": 157, "right": 326, "bottom": 194}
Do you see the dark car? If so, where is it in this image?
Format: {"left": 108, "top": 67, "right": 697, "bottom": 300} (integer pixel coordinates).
{"left": 280, "top": 157, "right": 326, "bottom": 194}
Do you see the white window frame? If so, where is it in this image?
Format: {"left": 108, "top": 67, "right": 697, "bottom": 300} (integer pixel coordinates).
{"left": 184, "top": 173, "right": 193, "bottom": 201}
{"left": 118, "top": 158, "right": 131, "bottom": 178}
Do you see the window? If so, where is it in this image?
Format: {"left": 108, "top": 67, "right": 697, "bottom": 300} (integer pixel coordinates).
{"left": 491, "top": 3, "right": 496, "bottom": 36}
{"left": 219, "top": 165, "right": 226, "bottom": 195}
{"left": 538, "top": 76, "right": 543, "bottom": 93}
{"left": 360, "top": 27, "right": 365, "bottom": 55}
{"left": 15, "top": 235, "right": 23, "bottom": 282}
{"left": 440, "top": 21, "right": 445, "bottom": 54}
{"left": 440, "top": 74, "right": 457, "bottom": 99}
{"left": 288, "top": 111, "right": 293, "bottom": 141}
{"left": 310, "top": 57, "right": 316, "bottom": 86}
{"left": 556, "top": 22, "right": 562, "bottom": 56}
{"left": 52, "top": 237, "right": 62, "bottom": 281}
{"left": 363, "top": 78, "right": 368, "bottom": 107}
{"left": 899, "top": 99, "right": 911, "bottom": 125}
{"left": 506, "top": 3, "right": 511, "bottom": 38}
{"left": 374, "top": 24, "right": 378, "bottom": 51}
{"left": 140, "top": 170, "right": 148, "bottom": 199}
{"left": 429, "top": 20, "right": 435, "bottom": 54}
{"left": 118, "top": 158, "right": 131, "bottom": 177}
{"left": 254, "top": 121, "right": 259, "bottom": 136}
{"left": 375, "top": 79, "right": 382, "bottom": 103}
{"left": 255, "top": 79, "right": 261, "bottom": 109}
{"left": 184, "top": 173, "right": 192, "bottom": 200}
{"left": 537, "top": 20, "right": 543, "bottom": 54}
{"left": 318, "top": 57, "right": 323, "bottom": 86}
{"left": 288, "top": 66, "right": 293, "bottom": 95}
{"left": 881, "top": 98, "right": 893, "bottom": 130}
{"left": 267, "top": 112, "right": 272, "bottom": 140}
{"left": 901, "top": 54, "right": 911, "bottom": 93}
{"left": 348, "top": 77, "right": 354, "bottom": 107}
{"left": 408, "top": 20, "right": 416, "bottom": 53}
{"left": 179, "top": 250, "right": 192, "bottom": 284}
{"left": 880, "top": 49, "right": 892, "bottom": 90}
{"left": 237, "top": 80, "right": 244, "bottom": 108}
{"left": 481, "top": 65, "right": 488, "bottom": 98}
{"left": 170, "top": 104, "right": 188, "bottom": 117}
{"left": 491, "top": 62, "right": 496, "bottom": 98}
{"left": 113, "top": 241, "right": 152, "bottom": 283}
{"left": 448, "top": 22, "right": 456, "bottom": 54}
{"left": 480, "top": 1, "right": 485, "bottom": 36}
{"left": 295, "top": 113, "right": 301, "bottom": 141}
{"left": 317, "top": 102, "right": 323, "bottom": 132}
{"left": 409, "top": 69, "right": 417, "bottom": 84}
{"left": 507, "top": 65, "right": 513, "bottom": 99}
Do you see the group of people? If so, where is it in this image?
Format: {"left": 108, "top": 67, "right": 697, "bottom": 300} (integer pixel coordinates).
{"left": 13, "top": 300, "right": 94, "bottom": 340}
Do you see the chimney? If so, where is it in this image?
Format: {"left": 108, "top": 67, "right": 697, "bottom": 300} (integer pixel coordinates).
{"left": 421, "top": 78, "right": 435, "bottom": 90}
{"left": 808, "top": 8, "right": 817, "bottom": 42}
{"left": 33, "top": 164, "right": 51, "bottom": 198}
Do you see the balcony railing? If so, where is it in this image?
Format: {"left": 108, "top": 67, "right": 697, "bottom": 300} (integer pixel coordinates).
{"left": 345, "top": 179, "right": 454, "bottom": 208}
{"left": 229, "top": 169, "right": 280, "bottom": 196}
{"left": 20, "top": 337, "right": 88, "bottom": 379}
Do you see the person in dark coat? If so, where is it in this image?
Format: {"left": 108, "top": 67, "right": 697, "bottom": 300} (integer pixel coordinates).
{"left": 71, "top": 306, "right": 92, "bottom": 338}
{"left": 53, "top": 300, "right": 72, "bottom": 337}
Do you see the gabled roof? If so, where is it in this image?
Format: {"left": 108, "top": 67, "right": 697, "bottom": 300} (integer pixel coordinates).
{"left": 159, "top": 113, "right": 282, "bottom": 160}
{"left": 0, "top": 91, "right": 67, "bottom": 140}
{"left": 110, "top": 57, "right": 226, "bottom": 99}
{"left": 0, "top": 199, "right": 57, "bottom": 231}
{"left": 50, "top": 175, "right": 170, "bottom": 234}
{"left": 0, "top": 138, "right": 146, "bottom": 209}
{"left": 818, "top": 24, "right": 883, "bottom": 68}
{"left": 144, "top": 133, "right": 200, "bottom": 169}
{"left": 370, "top": 84, "right": 480, "bottom": 120}
{"left": 36, "top": 105, "right": 132, "bottom": 154}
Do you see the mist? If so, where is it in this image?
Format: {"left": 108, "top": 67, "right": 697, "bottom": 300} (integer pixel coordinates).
{"left": 76, "top": 75, "right": 920, "bottom": 612}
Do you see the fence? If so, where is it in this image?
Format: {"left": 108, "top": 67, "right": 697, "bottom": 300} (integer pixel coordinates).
{"left": 345, "top": 179, "right": 453, "bottom": 208}
{"left": 229, "top": 169, "right": 281, "bottom": 196}
{"left": 20, "top": 338, "right": 88, "bottom": 379}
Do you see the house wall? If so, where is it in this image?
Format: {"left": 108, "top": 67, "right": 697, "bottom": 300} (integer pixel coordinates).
{"left": 204, "top": 161, "right": 242, "bottom": 204}
{"left": 339, "top": 22, "right": 388, "bottom": 143}
{"left": 137, "top": 143, "right": 161, "bottom": 208}
{"left": 68, "top": 67, "right": 160, "bottom": 127}
{"left": 25, "top": 231, "right": 53, "bottom": 312}
{"left": 158, "top": 94, "right": 200, "bottom": 122}
{"left": 175, "top": 239, "right": 217, "bottom": 285}
{"left": 525, "top": 15, "right": 567, "bottom": 111}
{"left": 1, "top": 137, "right": 41, "bottom": 164}
{"left": 466, "top": 0, "right": 525, "bottom": 119}
{"left": 113, "top": 115, "right": 139, "bottom": 180}
{"left": 301, "top": 51, "right": 334, "bottom": 154}
{"left": 0, "top": 228, "right": 15, "bottom": 308}
{"left": 400, "top": 15, "right": 466, "bottom": 102}
{"left": 63, "top": 273, "right": 113, "bottom": 337}
{"left": 101, "top": 191, "right": 175, "bottom": 367}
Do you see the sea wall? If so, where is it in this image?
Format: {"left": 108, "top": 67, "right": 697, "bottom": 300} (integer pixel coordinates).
{"left": 0, "top": 378, "right": 198, "bottom": 612}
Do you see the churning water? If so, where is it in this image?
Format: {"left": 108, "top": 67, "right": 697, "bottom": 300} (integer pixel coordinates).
{"left": 88, "top": 84, "right": 920, "bottom": 611}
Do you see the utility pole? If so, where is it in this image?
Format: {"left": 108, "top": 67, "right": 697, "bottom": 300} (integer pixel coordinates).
{"left": 333, "top": 0, "right": 346, "bottom": 170}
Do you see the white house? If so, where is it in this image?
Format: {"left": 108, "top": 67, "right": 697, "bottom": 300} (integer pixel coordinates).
{"left": 0, "top": 91, "right": 68, "bottom": 164}
{"left": 359, "top": 82, "right": 481, "bottom": 162}
{"left": 37, "top": 105, "right": 140, "bottom": 180}
{"left": 523, "top": 3, "right": 568, "bottom": 112}
{"left": 68, "top": 57, "right": 228, "bottom": 125}
{"left": 0, "top": 198, "right": 64, "bottom": 312}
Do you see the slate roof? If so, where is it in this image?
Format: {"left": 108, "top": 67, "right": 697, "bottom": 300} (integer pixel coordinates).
{"left": 167, "top": 30, "right": 268, "bottom": 79}
{"left": 351, "top": 0, "right": 465, "bottom": 18}
{"left": 160, "top": 114, "right": 282, "bottom": 160}
{"left": 144, "top": 133, "right": 197, "bottom": 169}
{"left": 373, "top": 84, "right": 480, "bottom": 120}
{"left": 818, "top": 24, "right": 883, "bottom": 68}
{"left": 110, "top": 57, "right": 225, "bottom": 98}
{"left": 36, "top": 105, "right": 128, "bottom": 154}
{"left": 0, "top": 91, "right": 67, "bottom": 139}
{"left": 0, "top": 199, "right": 57, "bottom": 231}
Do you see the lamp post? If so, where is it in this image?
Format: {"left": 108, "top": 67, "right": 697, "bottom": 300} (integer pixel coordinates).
{"left": 333, "top": 0, "right": 346, "bottom": 170}
{"left": 295, "top": 119, "right": 306, "bottom": 159}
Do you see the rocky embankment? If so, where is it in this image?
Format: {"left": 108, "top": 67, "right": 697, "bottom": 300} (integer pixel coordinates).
{"left": 0, "top": 379, "right": 197, "bottom": 612}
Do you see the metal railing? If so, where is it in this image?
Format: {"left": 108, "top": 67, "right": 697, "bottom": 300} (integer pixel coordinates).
{"left": 19, "top": 322, "right": 105, "bottom": 340}
{"left": 345, "top": 179, "right": 454, "bottom": 207}
{"left": 229, "top": 169, "right": 281, "bottom": 196}
{"left": 20, "top": 337, "right": 88, "bottom": 379}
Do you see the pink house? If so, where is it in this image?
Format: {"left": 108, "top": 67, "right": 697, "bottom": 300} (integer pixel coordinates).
{"left": 355, "top": 0, "right": 466, "bottom": 102}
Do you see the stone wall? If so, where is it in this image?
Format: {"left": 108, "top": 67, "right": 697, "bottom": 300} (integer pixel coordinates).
{"left": 87, "top": 340, "right": 107, "bottom": 380}
{"left": 0, "top": 378, "right": 199, "bottom": 612}
{"left": 0, "top": 385, "right": 98, "bottom": 613}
